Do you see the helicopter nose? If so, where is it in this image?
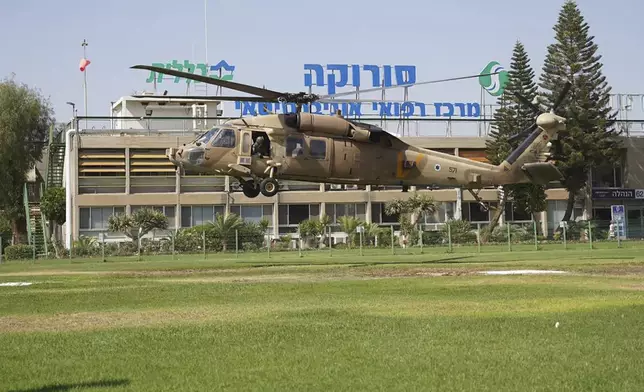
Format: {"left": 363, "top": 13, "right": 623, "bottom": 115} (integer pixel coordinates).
{"left": 166, "top": 147, "right": 183, "bottom": 165}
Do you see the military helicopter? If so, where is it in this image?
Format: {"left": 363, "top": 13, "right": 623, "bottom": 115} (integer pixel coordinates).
{"left": 131, "top": 64, "right": 570, "bottom": 208}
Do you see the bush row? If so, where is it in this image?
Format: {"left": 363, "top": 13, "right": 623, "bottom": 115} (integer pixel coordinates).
{"left": 1, "top": 219, "right": 611, "bottom": 260}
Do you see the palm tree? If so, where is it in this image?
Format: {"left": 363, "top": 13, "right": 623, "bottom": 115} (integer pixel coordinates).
{"left": 362, "top": 222, "right": 383, "bottom": 246}
{"left": 319, "top": 213, "right": 331, "bottom": 247}
{"left": 208, "top": 213, "right": 243, "bottom": 252}
{"left": 385, "top": 192, "right": 436, "bottom": 245}
{"left": 338, "top": 215, "right": 361, "bottom": 248}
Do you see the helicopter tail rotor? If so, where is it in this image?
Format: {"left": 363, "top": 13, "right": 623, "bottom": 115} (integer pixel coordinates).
{"left": 507, "top": 81, "right": 572, "bottom": 144}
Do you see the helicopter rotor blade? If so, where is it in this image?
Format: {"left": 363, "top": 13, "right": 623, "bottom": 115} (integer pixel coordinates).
{"left": 510, "top": 91, "right": 542, "bottom": 116}
{"left": 504, "top": 81, "right": 572, "bottom": 146}
{"left": 552, "top": 81, "right": 572, "bottom": 112}
{"left": 131, "top": 65, "right": 285, "bottom": 100}
{"left": 507, "top": 122, "right": 538, "bottom": 144}
{"left": 131, "top": 95, "right": 275, "bottom": 102}
{"left": 319, "top": 72, "right": 500, "bottom": 99}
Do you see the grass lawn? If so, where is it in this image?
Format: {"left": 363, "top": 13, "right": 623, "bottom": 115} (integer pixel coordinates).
{"left": 1, "top": 244, "right": 644, "bottom": 391}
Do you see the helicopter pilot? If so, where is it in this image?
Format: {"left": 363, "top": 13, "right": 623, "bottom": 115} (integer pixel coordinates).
{"left": 292, "top": 143, "right": 303, "bottom": 157}
{"left": 252, "top": 135, "right": 269, "bottom": 157}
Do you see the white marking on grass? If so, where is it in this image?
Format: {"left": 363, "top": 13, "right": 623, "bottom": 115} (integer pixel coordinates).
{"left": 0, "top": 282, "right": 32, "bottom": 286}
{"left": 482, "top": 270, "right": 567, "bottom": 275}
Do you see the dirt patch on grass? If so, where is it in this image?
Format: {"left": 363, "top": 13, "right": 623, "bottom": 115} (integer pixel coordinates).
{"left": 575, "top": 265, "right": 644, "bottom": 276}
{"left": 158, "top": 273, "right": 344, "bottom": 284}
{"left": 360, "top": 267, "right": 482, "bottom": 278}
{"left": 0, "top": 305, "right": 276, "bottom": 333}
{"left": 0, "top": 267, "right": 262, "bottom": 278}
{"left": 0, "top": 270, "right": 102, "bottom": 277}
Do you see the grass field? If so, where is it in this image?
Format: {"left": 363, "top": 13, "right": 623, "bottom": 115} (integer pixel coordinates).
{"left": 2, "top": 243, "right": 644, "bottom": 391}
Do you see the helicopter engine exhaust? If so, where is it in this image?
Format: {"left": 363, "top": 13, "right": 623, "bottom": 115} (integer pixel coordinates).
{"left": 284, "top": 113, "right": 371, "bottom": 142}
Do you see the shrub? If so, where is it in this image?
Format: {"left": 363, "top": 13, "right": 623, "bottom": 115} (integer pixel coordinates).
{"left": 242, "top": 242, "right": 259, "bottom": 252}
{"left": 488, "top": 224, "right": 534, "bottom": 243}
{"left": 441, "top": 220, "right": 476, "bottom": 244}
{"left": 72, "top": 235, "right": 99, "bottom": 257}
{"left": 422, "top": 231, "right": 443, "bottom": 245}
{"left": 5, "top": 244, "right": 34, "bottom": 260}
{"left": 0, "top": 211, "right": 11, "bottom": 251}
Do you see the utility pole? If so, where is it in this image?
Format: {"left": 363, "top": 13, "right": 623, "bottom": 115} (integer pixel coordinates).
{"left": 81, "top": 39, "right": 89, "bottom": 129}
{"left": 204, "top": 0, "right": 208, "bottom": 95}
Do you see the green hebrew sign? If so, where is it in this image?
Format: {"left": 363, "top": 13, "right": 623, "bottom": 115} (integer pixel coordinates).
{"left": 145, "top": 60, "right": 235, "bottom": 83}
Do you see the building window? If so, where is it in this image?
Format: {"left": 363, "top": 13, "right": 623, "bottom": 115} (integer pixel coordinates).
{"left": 325, "top": 203, "right": 366, "bottom": 224}
{"left": 131, "top": 205, "right": 176, "bottom": 228}
{"left": 230, "top": 204, "right": 273, "bottom": 225}
{"left": 371, "top": 203, "right": 400, "bottom": 225}
{"left": 504, "top": 202, "right": 532, "bottom": 222}
{"left": 423, "top": 202, "right": 453, "bottom": 223}
{"left": 310, "top": 139, "right": 326, "bottom": 159}
{"left": 591, "top": 164, "right": 623, "bottom": 188}
{"left": 278, "top": 204, "right": 320, "bottom": 226}
{"left": 462, "top": 202, "right": 490, "bottom": 222}
{"left": 211, "top": 128, "right": 235, "bottom": 148}
{"left": 79, "top": 206, "right": 125, "bottom": 230}
{"left": 547, "top": 200, "right": 582, "bottom": 235}
{"left": 286, "top": 135, "right": 305, "bottom": 157}
{"left": 180, "top": 205, "right": 225, "bottom": 227}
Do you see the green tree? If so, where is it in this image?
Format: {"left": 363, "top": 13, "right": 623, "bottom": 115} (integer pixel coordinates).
{"left": 485, "top": 40, "right": 547, "bottom": 240}
{"left": 40, "top": 187, "right": 66, "bottom": 225}
{"left": 108, "top": 208, "right": 168, "bottom": 243}
{"left": 208, "top": 213, "right": 243, "bottom": 251}
{"left": 0, "top": 77, "right": 55, "bottom": 242}
{"left": 318, "top": 213, "right": 331, "bottom": 247}
{"left": 0, "top": 210, "right": 11, "bottom": 247}
{"left": 538, "top": 0, "right": 622, "bottom": 221}
{"left": 384, "top": 192, "right": 436, "bottom": 244}
{"left": 298, "top": 219, "right": 321, "bottom": 248}
{"left": 338, "top": 215, "right": 361, "bottom": 248}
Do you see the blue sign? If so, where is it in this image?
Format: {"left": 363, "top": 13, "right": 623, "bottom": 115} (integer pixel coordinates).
{"left": 611, "top": 204, "right": 626, "bottom": 240}
{"left": 303, "top": 64, "right": 416, "bottom": 95}
{"left": 233, "top": 100, "right": 481, "bottom": 118}
{"left": 231, "top": 63, "right": 481, "bottom": 118}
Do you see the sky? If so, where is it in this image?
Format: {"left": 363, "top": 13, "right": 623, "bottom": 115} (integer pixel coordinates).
{"left": 2, "top": 0, "right": 644, "bottom": 126}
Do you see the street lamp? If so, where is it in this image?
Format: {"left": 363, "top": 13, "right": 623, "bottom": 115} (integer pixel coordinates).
{"left": 66, "top": 101, "right": 76, "bottom": 118}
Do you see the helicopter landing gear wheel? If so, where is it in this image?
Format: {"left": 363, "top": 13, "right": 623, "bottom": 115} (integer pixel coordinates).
{"left": 260, "top": 177, "right": 279, "bottom": 197}
{"left": 241, "top": 180, "right": 260, "bottom": 198}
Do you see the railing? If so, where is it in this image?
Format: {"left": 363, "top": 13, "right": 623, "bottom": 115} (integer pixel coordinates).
{"left": 22, "top": 183, "right": 32, "bottom": 247}
{"left": 67, "top": 116, "right": 644, "bottom": 138}
{"left": 39, "top": 182, "right": 49, "bottom": 256}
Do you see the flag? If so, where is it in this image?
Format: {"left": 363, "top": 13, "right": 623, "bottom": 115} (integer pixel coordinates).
{"left": 79, "top": 58, "right": 91, "bottom": 72}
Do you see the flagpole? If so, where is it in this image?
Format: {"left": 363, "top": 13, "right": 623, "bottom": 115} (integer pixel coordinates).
{"left": 82, "top": 39, "right": 88, "bottom": 130}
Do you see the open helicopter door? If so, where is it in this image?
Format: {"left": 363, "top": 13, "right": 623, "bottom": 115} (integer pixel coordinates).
{"left": 237, "top": 130, "right": 252, "bottom": 166}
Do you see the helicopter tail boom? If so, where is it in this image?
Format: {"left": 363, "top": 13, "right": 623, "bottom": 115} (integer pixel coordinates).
{"left": 497, "top": 111, "right": 566, "bottom": 185}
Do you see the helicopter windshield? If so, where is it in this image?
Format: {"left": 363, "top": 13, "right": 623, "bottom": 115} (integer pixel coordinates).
{"left": 193, "top": 127, "right": 220, "bottom": 145}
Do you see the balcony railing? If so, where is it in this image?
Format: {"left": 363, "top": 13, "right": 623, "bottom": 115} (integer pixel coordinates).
{"left": 63, "top": 116, "right": 644, "bottom": 138}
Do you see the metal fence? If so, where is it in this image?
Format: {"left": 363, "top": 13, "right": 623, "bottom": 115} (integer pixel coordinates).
{"left": 1, "top": 219, "right": 641, "bottom": 263}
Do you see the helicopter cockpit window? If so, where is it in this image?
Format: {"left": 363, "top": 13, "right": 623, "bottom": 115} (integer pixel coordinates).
{"left": 194, "top": 127, "right": 219, "bottom": 145}
{"left": 310, "top": 139, "right": 326, "bottom": 159}
{"left": 286, "top": 135, "right": 305, "bottom": 157}
{"left": 211, "top": 128, "right": 236, "bottom": 148}
{"left": 241, "top": 132, "right": 252, "bottom": 155}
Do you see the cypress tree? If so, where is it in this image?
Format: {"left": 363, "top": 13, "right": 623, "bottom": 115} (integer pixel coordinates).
{"left": 538, "top": 0, "right": 622, "bottom": 221}
{"left": 485, "top": 40, "right": 546, "bottom": 239}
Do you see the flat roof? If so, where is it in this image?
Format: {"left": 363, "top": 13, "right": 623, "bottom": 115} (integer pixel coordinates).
{"left": 111, "top": 95, "right": 223, "bottom": 110}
